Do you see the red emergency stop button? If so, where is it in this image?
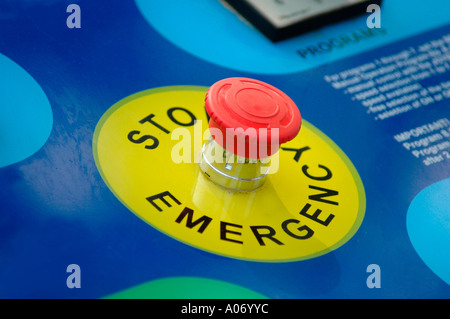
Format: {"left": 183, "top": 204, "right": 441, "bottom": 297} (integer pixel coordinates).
{"left": 205, "top": 77, "right": 302, "bottom": 159}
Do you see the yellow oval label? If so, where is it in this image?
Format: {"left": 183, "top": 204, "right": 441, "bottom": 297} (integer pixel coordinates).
{"left": 93, "top": 86, "right": 365, "bottom": 262}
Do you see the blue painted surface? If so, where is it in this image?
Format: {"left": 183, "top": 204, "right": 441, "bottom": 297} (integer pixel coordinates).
{"left": 136, "top": 0, "right": 450, "bottom": 74}
{"left": 0, "top": 0, "right": 448, "bottom": 298}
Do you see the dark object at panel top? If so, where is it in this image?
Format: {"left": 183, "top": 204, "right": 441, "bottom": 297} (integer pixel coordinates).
{"left": 222, "top": 0, "right": 383, "bottom": 42}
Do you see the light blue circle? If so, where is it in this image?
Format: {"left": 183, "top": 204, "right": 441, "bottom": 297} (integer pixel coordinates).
{"left": 134, "top": 0, "right": 324, "bottom": 74}
{"left": 134, "top": 0, "right": 450, "bottom": 74}
{"left": 407, "top": 178, "right": 450, "bottom": 285}
{"left": 0, "top": 54, "right": 53, "bottom": 167}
